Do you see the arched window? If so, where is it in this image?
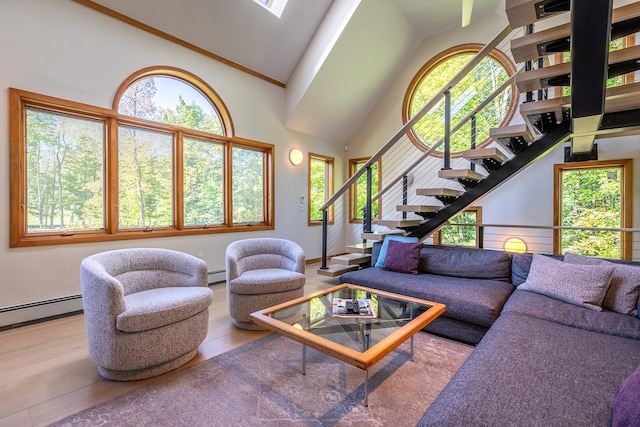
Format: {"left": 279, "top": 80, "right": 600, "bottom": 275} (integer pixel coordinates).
{"left": 10, "top": 67, "right": 274, "bottom": 247}
{"left": 403, "top": 44, "right": 517, "bottom": 157}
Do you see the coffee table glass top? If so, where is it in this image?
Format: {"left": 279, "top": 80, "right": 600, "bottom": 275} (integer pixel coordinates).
{"left": 250, "top": 284, "right": 445, "bottom": 362}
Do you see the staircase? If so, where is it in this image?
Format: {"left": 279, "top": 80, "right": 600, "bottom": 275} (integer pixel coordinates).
{"left": 317, "top": 0, "right": 640, "bottom": 277}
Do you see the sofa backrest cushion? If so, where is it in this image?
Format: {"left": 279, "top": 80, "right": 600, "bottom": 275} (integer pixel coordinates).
{"left": 418, "top": 245, "right": 513, "bottom": 281}
{"left": 518, "top": 253, "right": 614, "bottom": 311}
{"left": 564, "top": 252, "right": 640, "bottom": 316}
{"left": 511, "top": 253, "right": 564, "bottom": 286}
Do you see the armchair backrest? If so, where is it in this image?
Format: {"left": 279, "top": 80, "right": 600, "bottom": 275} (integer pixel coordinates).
{"left": 226, "top": 238, "right": 305, "bottom": 281}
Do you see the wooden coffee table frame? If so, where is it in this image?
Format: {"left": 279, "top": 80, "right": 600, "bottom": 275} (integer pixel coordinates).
{"left": 250, "top": 283, "right": 446, "bottom": 406}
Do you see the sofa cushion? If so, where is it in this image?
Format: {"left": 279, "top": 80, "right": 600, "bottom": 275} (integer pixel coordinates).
{"left": 564, "top": 252, "right": 640, "bottom": 316}
{"left": 419, "top": 312, "right": 640, "bottom": 427}
{"left": 502, "top": 289, "right": 640, "bottom": 340}
{"left": 339, "top": 268, "right": 514, "bottom": 327}
{"left": 381, "top": 240, "right": 421, "bottom": 274}
{"left": 519, "top": 253, "right": 613, "bottom": 311}
{"left": 117, "top": 287, "right": 213, "bottom": 333}
{"left": 613, "top": 365, "right": 640, "bottom": 427}
{"left": 229, "top": 269, "right": 305, "bottom": 295}
{"left": 511, "top": 252, "right": 564, "bottom": 285}
{"left": 418, "top": 245, "right": 512, "bottom": 281}
{"left": 374, "top": 235, "right": 419, "bottom": 268}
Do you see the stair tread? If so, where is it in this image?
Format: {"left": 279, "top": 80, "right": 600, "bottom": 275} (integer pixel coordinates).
{"left": 438, "top": 169, "right": 485, "bottom": 181}
{"left": 520, "top": 81, "right": 640, "bottom": 119}
{"left": 510, "top": 2, "right": 640, "bottom": 63}
{"left": 395, "top": 205, "right": 442, "bottom": 213}
{"left": 516, "top": 45, "right": 640, "bottom": 93}
{"left": 377, "top": 219, "right": 424, "bottom": 227}
{"left": 317, "top": 264, "right": 360, "bottom": 277}
{"left": 490, "top": 124, "right": 535, "bottom": 143}
{"left": 345, "top": 243, "right": 374, "bottom": 254}
{"left": 461, "top": 147, "right": 509, "bottom": 163}
{"left": 361, "top": 229, "right": 406, "bottom": 241}
{"left": 415, "top": 188, "right": 465, "bottom": 197}
{"left": 331, "top": 253, "right": 372, "bottom": 265}
{"left": 506, "top": 0, "right": 569, "bottom": 28}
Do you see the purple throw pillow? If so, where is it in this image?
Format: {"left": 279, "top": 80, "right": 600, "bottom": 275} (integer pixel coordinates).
{"left": 613, "top": 365, "right": 640, "bottom": 427}
{"left": 381, "top": 240, "right": 422, "bottom": 274}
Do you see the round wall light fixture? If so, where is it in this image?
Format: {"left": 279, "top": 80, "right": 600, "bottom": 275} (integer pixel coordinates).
{"left": 289, "top": 148, "right": 303, "bottom": 166}
{"left": 504, "top": 237, "right": 527, "bottom": 253}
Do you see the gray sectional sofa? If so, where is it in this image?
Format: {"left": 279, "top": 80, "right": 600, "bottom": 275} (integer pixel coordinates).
{"left": 339, "top": 243, "right": 640, "bottom": 426}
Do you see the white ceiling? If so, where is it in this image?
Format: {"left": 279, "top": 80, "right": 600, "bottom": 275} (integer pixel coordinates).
{"left": 84, "top": 0, "right": 505, "bottom": 143}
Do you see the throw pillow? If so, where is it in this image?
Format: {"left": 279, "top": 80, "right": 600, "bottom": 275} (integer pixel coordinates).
{"left": 381, "top": 240, "right": 422, "bottom": 274}
{"left": 519, "top": 253, "right": 614, "bottom": 311}
{"left": 564, "top": 252, "right": 640, "bottom": 316}
{"left": 374, "top": 235, "right": 419, "bottom": 268}
{"left": 612, "top": 365, "right": 640, "bottom": 427}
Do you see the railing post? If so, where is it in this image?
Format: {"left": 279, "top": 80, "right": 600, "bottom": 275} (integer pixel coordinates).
{"left": 402, "top": 174, "right": 408, "bottom": 220}
{"left": 320, "top": 210, "right": 328, "bottom": 269}
{"left": 478, "top": 225, "right": 484, "bottom": 249}
{"left": 525, "top": 24, "right": 534, "bottom": 103}
{"left": 442, "top": 90, "right": 451, "bottom": 170}
{"left": 364, "top": 166, "right": 372, "bottom": 234}
{"left": 470, "top": 114, "right": 477, "bottom": 171}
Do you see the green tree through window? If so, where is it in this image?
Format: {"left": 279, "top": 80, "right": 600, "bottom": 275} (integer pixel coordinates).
{"left": 309, "top": 154, "right": 334, "bottom": 224}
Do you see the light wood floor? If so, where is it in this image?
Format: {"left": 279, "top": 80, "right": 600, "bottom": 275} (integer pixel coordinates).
{"left": 0, "top": 263, "right": 341, "bottom": 427}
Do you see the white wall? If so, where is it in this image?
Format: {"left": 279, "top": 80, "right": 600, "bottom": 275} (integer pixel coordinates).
{"left": 0, "top": 0, "right": 343, "bottom": 325}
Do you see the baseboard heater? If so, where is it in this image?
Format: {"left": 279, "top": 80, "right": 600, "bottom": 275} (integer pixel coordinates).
{"left": 1, "top": 271, "right": 225, "bottom": 330}
{"left": 0, "top": 294, "right": 84, "bottom": 330}
{"left": 208, "top": 269, "right": 226, "bottom": 284}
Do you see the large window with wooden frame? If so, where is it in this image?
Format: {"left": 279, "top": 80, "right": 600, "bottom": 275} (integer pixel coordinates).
{"left": 553, "top": 159, "right": 632, "bottom": 260}
{"left": 349, "top": 158, "right": 381, "bottom": 223}
{"left": 308, "top": 153, "right": 334, "bottom": 225}
{"left": 9, "top": 67, "right": 274, "bottom": 247}
{"left": 433, "top": 206, "right": 482, "bottom": 247}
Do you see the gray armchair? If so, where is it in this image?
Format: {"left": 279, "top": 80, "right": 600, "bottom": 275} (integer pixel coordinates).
{"left": 226, "top": 238, "right": 305, "bottom": 330}
{"left": 80, "top": 248, "right": 213, "bottom": 381}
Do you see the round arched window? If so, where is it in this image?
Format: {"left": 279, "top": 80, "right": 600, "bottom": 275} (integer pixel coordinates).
{"left": 403, "top": 44, "right": 517, "bottom": 156}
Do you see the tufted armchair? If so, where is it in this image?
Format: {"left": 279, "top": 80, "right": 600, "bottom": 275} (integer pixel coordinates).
{"left": 80, "top": 248, "right": 213, "bottom": 381}
{"left": 226, "top": 238, "right": 305, "bottom": 330}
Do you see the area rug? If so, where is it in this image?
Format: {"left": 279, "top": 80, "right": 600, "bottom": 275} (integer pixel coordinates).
{"left": 50, "top": 332, "right": 473, "bottom": 426}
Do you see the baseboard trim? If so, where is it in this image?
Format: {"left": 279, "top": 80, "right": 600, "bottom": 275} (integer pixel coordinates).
{"left": 0, "top": 294, "right": 84, "bottom": 330}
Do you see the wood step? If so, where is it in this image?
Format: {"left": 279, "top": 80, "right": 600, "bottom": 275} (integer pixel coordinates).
{"left": 516, "top": 45, "right": 640, "bottom": 93}
{"left": 461, "top": 147, "right": 509, "bottom": 164}
{"left": 490, "top": 124, "right": 536, "bottom": 155}
{"left": 331, "top": 253, "right": 372, "bottom": 266}
{"left": 438, "top": 169, "right": 485, "bottom": 181}
{"left": 377, "top": 219, "right": 424, "bottom": 228}
{"left": 345, "top": 243, "right": 374, "bottom": 254}
{"left": 506, "top": 0, "right": 569, "bottom": 28}
{"left": 415, "top": 188, "right": 465, "bottom": 198}
{"left": 361, "top": 229, "right": 406, "bottom": 241}
{"left": 510, "top": 2, "right": 640, "bottom": 63}
{"left": 520, "top": 81, "right": 640, "bottom": 131}
{"left": 317, "top": 264, "right": 359, "bottom": 277}
{"left": 395, "top": 205, "right": 442, "bottom": 213}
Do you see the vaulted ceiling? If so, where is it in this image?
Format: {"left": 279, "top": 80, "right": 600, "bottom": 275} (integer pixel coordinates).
{"left": 79, "top": 0, "right": 505, "bottom": 144}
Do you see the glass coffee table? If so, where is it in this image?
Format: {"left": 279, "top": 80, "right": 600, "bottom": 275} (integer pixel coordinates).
{"left": 250, "top": 283, "right": 445, "bottom": 406}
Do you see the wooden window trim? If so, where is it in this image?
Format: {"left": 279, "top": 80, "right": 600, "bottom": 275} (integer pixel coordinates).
{"left": 433, "top": 206, "right": 482, "bottom": 247}
{"left": 9, "top": 87, "right": 274, "bottom": 248}
{"left": 308, "top": 153, "right": 334, "bottom": 226}
{"left": 553, "top": 159, "right": 633, "bottom": 259}
{"left": 348, "top": 157, "right": 381, "bottom": 224}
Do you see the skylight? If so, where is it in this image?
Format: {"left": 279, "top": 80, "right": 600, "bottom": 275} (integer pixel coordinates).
{"left": 253, "top": 0, "right": 288, "bottom": 18}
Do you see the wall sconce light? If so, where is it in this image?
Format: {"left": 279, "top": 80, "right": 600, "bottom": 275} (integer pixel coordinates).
{"left": 289, "top": 148, "right": 303, "bottom": 166}
{"left": 504, "top": 237, "right": 527, "bottom": 253}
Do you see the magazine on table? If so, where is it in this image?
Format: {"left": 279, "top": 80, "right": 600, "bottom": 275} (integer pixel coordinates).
{"left": 332, "top": 297, "right": 377, "bottom": 318}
